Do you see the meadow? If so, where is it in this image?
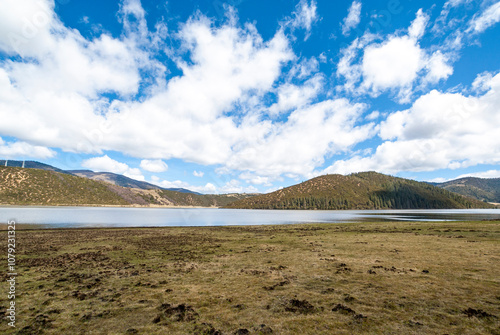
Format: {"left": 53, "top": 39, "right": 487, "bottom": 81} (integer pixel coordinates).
{"left": 1, "top": 220, "right": 499, "bottom": 334}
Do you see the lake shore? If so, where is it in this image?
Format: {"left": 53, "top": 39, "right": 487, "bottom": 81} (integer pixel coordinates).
{"left": 1, "top": 221, "right": 499, "bottom": 334}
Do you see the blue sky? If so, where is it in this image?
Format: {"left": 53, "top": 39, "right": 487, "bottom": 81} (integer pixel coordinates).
{"left": 0, "top": 0, "right": 499, "bottom": 194}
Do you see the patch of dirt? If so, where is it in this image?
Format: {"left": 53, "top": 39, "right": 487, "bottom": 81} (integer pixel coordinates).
{"left": 336, "top": 263, "right": 352, "bottom": 274}
{"left": 253, "top": 324, "right": 273, "bottom": 334}
{"left": 284, "top": 299, "right": 315, "bottom": 314}
{"left": 263, "top": 280, "right": 290, "bottom": 291}
{"left": 193, "top": 322, "right": 222, "bottom": 335}
{"left": 463, "top": 308, "right": 497, "bottom": 318}
{"left": 154, "top": 303, "right": 199, "bottom": 323}
{"left": 332, "top": 304, "right": 366, "bottom": 319}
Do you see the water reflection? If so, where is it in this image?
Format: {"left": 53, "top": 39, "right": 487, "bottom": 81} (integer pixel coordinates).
{"left": 0, "top": 207, "right": 498, "bottom": 229}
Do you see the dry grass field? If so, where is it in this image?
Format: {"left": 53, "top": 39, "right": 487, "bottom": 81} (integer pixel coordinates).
{"left": 1, "top": 220, "right": 499, "bottom": 334}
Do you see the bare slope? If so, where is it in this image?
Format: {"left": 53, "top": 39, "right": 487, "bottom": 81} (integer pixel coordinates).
{"left": 225, "top": 172, "right": 494, "bottom": 209}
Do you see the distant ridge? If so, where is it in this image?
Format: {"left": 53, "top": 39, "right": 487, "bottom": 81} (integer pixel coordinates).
{"left": 0, "top": 160, "right": 72, "bottom": 175}
{"left": 225, "top": 172, "right": 495, "bottom": 210}
{"left": 432, "top": 177, "right": 500, "bottom": 203}
{"left": 68, "top": 170, "right": 200, "bottom": 194}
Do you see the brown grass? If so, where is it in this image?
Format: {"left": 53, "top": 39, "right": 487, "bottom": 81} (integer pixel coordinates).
{"left": 1, "top": 221, "right": 499, "bottom": 334}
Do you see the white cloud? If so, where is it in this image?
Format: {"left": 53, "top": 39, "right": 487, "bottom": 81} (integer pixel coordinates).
{"left": 338, "top": 9, "right": 454, "bottom": 103}
{"left": 239, "top": 172, "right": 274, "bottom": 186}
{"left": 362, "top": 36, "right": 423, "bottom": 95}
{"left": 82, "top": 155, "right": 144, "bottom": 181}
{"left": 225, "top": 98, "right": 376, "bottom": 178}
{"left": 0, "top": 0, "right": 167, "bottom": 155}
{"left": 336, "top": 35, "right": 371, "bottom": 93}
{"left": 471, "top": 71, "right": 496, "bottom": 92}
{"left": 361, "top": 10, "right": 428, "bottom": 100}
{"left": 268, "top": 74, "right": 323, "bottom": 116}
{"left": 289, "top": 0, "right": 318, "bottom": 38}
{"left": 325, "top": 72, "right": 500, "bottom": 175}
{"left": 432, "top": 0, "right": 471, "bottom": 34}
{"left": 423, "top": 51, "right": 453, "bottom": 84}
{"left": 193, "top": 170, "right": 204, "bottom": 177}
{"left": 151, "top": 178, "right": 217, "bottom": 194}
{"left": 341, "top": 1, "right": 362, "bottom": 36}
{"left": 455, "top": 170, "right": 500, "bottom": 179}
{"left": 0, "top": 137, "right": 56, "bottom": 159}
{"left": 408, "top": 9, "right": 429, "bottom": 40}
{"left": 219, "top": 179, "right": 259, "bottom": 194}
{"left": 140, "top": 159, "right": 168, "bottom": 173}
{"left": 468, "top": 2, "right": 500, "bottom": 33}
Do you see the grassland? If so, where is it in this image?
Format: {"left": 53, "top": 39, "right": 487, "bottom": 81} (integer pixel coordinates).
{"left": 1, "top": 221, "right": 499, "bottom": 334}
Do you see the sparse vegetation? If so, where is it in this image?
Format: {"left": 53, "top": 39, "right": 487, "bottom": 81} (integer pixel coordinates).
{"left": 0, "top": 167, "right": 254, "bottom": 207}
{"left": 0, "top": 166, "right": 129, "bottom": 206}
{"left": 1, "top": 221, "right": 499, "bottom": 334}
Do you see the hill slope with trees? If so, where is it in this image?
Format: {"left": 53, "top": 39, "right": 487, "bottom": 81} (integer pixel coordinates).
{"left": 224, "top": 172, "right": 495, "bottom": 210}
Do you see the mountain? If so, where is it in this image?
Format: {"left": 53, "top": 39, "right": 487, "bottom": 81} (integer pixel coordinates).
{"left": 0, "top": 160, "right": 198, "bottom": 194}
{"left": 68, "top": 170, "right": 199, "bottom": 194}
{"left": 224, "top": 172, "right": 495, "bottom": 210}
{"left": 431, "top": 177, "right": 500, "bottom": 203}
{"left": 0, "top": 160, "right": 72, "bottom": 175}
{"left": 0, "top": 166, "right": 254, "bottom": 207}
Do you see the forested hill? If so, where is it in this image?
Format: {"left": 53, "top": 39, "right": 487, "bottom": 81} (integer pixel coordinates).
{"left": 224, "top": 172, "right": 495, "bottom": 210}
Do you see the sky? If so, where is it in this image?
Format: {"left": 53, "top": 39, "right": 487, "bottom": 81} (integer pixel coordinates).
{"left": 0, "top": 0, "right": 499, "bottom": 194}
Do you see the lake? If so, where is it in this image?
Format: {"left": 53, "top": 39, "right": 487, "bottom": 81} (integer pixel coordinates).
{"left": 0, "top": 207, "right": 499, "bottom": 229}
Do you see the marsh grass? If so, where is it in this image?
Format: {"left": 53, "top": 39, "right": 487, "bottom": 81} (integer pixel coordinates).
{"left": 1, "top": 221, "right": 499, "bottom": 334}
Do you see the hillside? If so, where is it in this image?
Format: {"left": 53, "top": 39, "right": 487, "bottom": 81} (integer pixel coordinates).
{"left": 224, "top": 172, "right": 495, "bottom": 210}
{"left": 0, "top": 166, "right": 130, "bottom": 206}
{"left": 432, "top": 177, "right": 500, "bottom": 203}
{"left": 0, "top": 166, "right": 254, "bottom": 207}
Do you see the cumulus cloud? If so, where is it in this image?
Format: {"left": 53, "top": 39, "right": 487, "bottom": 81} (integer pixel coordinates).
{"left": 324, "top": 72, "right": 500, "bottom": 175}
{"left": 338, "top": 9, "right": 454, "bottom": 103}
{"left": 268, "top": 74, "right": 323, "bottom": 116}
{"left": 225, "top": 98, "right": 376, "bottom": 178}
{"left": 140, "top": 159, "right": 168, "bottom": 173}
{"left": 362, "top": 36, "right": 423, "bottom": 94}
{"left": 82, "top": 155, "right": 145, "bottom": 181}
{"left": 0, "top": 137, "right": 56, "bottom": 159}
{"left": 341, "top": 1, "right": 362, "bottom": 36}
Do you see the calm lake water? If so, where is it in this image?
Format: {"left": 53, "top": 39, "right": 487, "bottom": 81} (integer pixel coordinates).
{"left": 0, "top": 207, "right": 499, "bottom": 229}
